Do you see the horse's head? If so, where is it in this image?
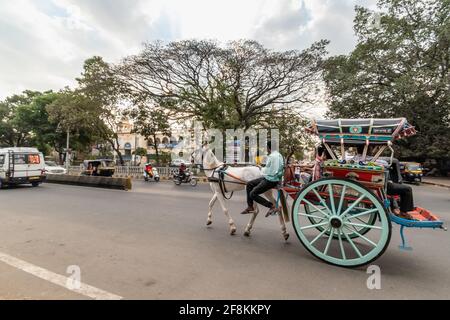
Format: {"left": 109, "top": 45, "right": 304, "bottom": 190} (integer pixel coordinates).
{"left": 190, "top": 146, "right": 204, "bottom": 167}
{"left": 190, "top": 145, "right": 222, "bottom": 170}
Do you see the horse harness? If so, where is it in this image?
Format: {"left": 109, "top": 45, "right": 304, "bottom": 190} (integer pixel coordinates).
{"left": 189, "top": 149, "right": 248, "bottom": 200}
{"left": 207, "top": 164, "right": 248, "bottom": 200}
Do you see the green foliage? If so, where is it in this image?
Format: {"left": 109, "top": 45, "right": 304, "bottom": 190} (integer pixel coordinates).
{"left": 323, "top": 0, "right": 450, "bottom": 158}
{"left": 0, "top": 90, "right": 96, "bottom": 159}
{"left": 133, "top": 147, "right": 147, "bottom": 157}
{"left": 264, "top": 111, "right": 315, "bottom": 162}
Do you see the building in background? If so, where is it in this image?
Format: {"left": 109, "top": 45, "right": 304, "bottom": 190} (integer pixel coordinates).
{"left": 115, "top": 120, "right": 185, "bottom": 165}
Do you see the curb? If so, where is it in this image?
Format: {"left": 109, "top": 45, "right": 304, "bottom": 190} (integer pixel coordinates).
{"left": 46, "top": 175, "right": 132, "bottom": 191}
{"left": 422, "top": 181, "right": 450, "bottom": 189}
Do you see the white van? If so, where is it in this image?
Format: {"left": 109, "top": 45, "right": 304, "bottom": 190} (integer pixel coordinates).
{"left": 0, "top": 147, "right": 46, "bottom": 189}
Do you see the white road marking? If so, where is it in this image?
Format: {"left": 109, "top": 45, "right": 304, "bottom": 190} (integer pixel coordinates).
{"left": 0, "top": 252, "right": 122, "bottom": 300}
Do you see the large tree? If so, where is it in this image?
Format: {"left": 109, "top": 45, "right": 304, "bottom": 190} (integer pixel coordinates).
{"left": 46, "top": 89, "right": 101, "bottom": 162}
{"left": 48, "top": 57, "right": 127, "bottom": 164}
{"left": 116, "top": 39, "right": 328, "bottom": 131}
{"left": 0, "top": 90, "right": 42, "bottom": 147}
{"left": 78, "top": 56, "right": 127, "bottom": 165}
{"left": 324, "top": 0, "right": 450, "bottom": 159}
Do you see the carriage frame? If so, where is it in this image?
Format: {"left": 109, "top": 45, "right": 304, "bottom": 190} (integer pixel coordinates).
{"left": 278, "top": 118, "right": 445, "bottom": 268}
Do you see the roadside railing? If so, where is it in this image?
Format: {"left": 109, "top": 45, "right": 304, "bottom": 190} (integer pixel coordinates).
{"left": 67, "top": 165, "right": 188, "bottom": 178}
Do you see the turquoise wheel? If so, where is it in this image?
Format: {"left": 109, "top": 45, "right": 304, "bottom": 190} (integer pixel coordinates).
{"left": 304, "top": 194, "right": 378, "bottom": 239}
{"left": 292, "top": 178, "right": 391, "bottom": 268}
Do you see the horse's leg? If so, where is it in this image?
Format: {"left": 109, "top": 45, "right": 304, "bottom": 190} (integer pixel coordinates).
{"left": 207, "top": 192, "right": 218, "bottom": 226}
{"left": 215, "top": 187, "right": 237, "bottom": 235}
{"left": 244, "top": 204, "right": 259, "bottom": 237}
{"left": 264, "top": 190, "right": 289, "bottom": 241}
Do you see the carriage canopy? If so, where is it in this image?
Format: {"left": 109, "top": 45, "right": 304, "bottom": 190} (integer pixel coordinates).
{"left": 309, "top": 118, "right": 416, "bottom": 144}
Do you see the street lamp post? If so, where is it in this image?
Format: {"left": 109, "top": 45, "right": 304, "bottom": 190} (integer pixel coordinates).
{"left": 65, "top": 128, "right": 70, "bottom": 169}
{"left": 134, "top": 133, "right": 138, "bottom": 166}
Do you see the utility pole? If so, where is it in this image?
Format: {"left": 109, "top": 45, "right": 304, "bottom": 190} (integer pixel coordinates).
{"left": 65, "top": 128, "right": 70, "bottom": 169}
{"left": 134, "top": 132, "right": 138, "bottom": 166}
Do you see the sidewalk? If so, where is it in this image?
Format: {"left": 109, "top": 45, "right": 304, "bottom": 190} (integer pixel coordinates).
{"left": 422, "top": 177, "right": 450, "bottom": 189}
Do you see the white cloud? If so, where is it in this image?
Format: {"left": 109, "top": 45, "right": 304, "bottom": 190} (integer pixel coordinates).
{"left": 0, "top": 0, "right": 379, "bottom": 99}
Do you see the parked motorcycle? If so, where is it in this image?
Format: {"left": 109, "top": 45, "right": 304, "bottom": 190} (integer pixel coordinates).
{"left": 143, "top": 164, "right": 160, "bottom": 182}
{"left": 173, "top": 170, "right": 197, "bottom": 187}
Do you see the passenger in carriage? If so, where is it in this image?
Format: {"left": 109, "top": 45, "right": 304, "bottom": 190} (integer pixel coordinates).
{"left": 352, "top": 145, "right": 415, "bottom": 219}
{"left": 289, "top": 144, "right": 329, "bottom": 185}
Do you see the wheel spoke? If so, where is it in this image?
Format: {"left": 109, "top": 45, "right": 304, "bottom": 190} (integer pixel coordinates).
{"left": 343, "top": 226, "right": 377, "bottom": 247}
{"left": 312, "top": 189, "right": 333, "bottom": 216}
{"left": 302, "top": 198, "right": 330, "bottom": 218}
{"left": 342, "top": 229, "right": 363, "bottom": 258}
{"left": 345, "top": 222, "right": 382, "bottom": 230}
{"left": 298, "top": 213, "right": 326, "bottom": 220}
{"left": 340, "top": 194, "right": 366, "bottom": 217}
{"left": 336, "top": 185, "right": 347, "bottom": 215}
{"left": 343, "top": 208, "right": 379, "bottom": 221}
{"left": 310, "top": 227, "right": 330, "bottom": 246}
{"left": 300, "top": 221, "right": 329, "bottom": 231}
{"left": 328, "top": 184, "right": 337, "bottom": 215}
{"left": 338, "top": 229, "right": 346, "bottom": 260}
{"left": 324, "top": 228, "right": 335, "bottom": 255}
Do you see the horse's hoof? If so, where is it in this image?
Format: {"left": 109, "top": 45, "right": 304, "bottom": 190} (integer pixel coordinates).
{"left": 244, "top": 231, "right": 250, "bottom": 237}
{"left": 206, "top": 220, "right": 212, "bottom": 226}
{"left": 284, "top": 233, "right": 290, "bottom": 241}
{"left": 230, "top": 228, "right": 237, "bottom": 235}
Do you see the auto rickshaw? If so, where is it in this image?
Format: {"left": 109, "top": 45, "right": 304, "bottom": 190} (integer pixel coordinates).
{"left": 400, "top": 162, "right": 423, "bottom": 184}
{"left": 81, "top": 159, "right": 115, "bottom": 177}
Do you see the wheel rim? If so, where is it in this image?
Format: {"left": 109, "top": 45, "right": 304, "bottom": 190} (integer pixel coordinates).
{"left": 292, "top": 179, "right": 391, "bottom": 267}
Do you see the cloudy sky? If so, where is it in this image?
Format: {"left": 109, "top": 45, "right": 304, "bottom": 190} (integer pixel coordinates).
{"left": 0, "top": 0, "right": 377, "bottom": 99}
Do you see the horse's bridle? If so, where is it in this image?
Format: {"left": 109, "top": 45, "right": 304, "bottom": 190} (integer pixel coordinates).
{"left": 190, "top": 148, "right": 248, "bottom": 200}
{"left": 190, "top": 148, "right": 223, "bottom": 173}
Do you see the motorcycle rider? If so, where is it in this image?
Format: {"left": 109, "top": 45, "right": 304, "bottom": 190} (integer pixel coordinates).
{"left": 178, "top": 162, "right": 187, "bottom": 182}
{"left": 145, "top": 163, "right": 153, "bottom": 178}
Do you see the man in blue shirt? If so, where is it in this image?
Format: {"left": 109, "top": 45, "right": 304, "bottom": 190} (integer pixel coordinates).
{"left": 241, "top": 141, "right": 284, "bottom": 217}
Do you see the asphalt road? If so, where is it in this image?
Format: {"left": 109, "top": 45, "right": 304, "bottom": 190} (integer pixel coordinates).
{"left": 0, "top": 180, "right": 449, "bottom": 299}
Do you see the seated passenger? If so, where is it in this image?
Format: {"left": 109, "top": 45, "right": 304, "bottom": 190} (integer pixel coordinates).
{"left": 312, "top": 145, "right": 328, "bottom": 181}
{"left": 353, "top": 145, "right": 415, "bottom": 219}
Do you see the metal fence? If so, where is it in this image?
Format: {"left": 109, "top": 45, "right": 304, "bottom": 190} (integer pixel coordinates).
{"left": 67, "top": 165, "right": 183, "bottom": 178}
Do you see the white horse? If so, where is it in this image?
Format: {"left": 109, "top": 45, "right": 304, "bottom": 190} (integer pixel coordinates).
{"left": 192, "top": 146, "right": 289, "bottom": 240}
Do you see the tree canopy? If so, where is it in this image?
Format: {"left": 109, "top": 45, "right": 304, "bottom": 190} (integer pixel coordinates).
{"left": 324, "top": 0, "right": 450, "bottom": 158}
{"left": 117, "top": 39, "right": 328, "bottom": 131}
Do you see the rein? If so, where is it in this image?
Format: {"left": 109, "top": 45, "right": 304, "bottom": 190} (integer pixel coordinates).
{"left": 191, "top": 149, "right": 248, "bottom": 200}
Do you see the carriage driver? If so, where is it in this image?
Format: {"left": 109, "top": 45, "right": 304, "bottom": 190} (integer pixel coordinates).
{"left": 241, "top": 141, "right": 285, "bottom": 217}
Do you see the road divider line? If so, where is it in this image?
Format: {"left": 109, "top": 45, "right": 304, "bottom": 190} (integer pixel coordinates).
{"left": 0, "top": 252, "right": 122, "bottom": 300}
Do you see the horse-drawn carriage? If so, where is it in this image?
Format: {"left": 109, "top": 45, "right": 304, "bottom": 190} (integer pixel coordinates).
{"left": 279, "top": 118, "right": 446, "bottom": 267}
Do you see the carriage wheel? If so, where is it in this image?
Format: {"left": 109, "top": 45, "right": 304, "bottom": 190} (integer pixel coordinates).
{"left": 292, "top": 178, "right": 391, "bottom": 267}
{"left": 305, "top": 198, "right": 378, "bottom": 239}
